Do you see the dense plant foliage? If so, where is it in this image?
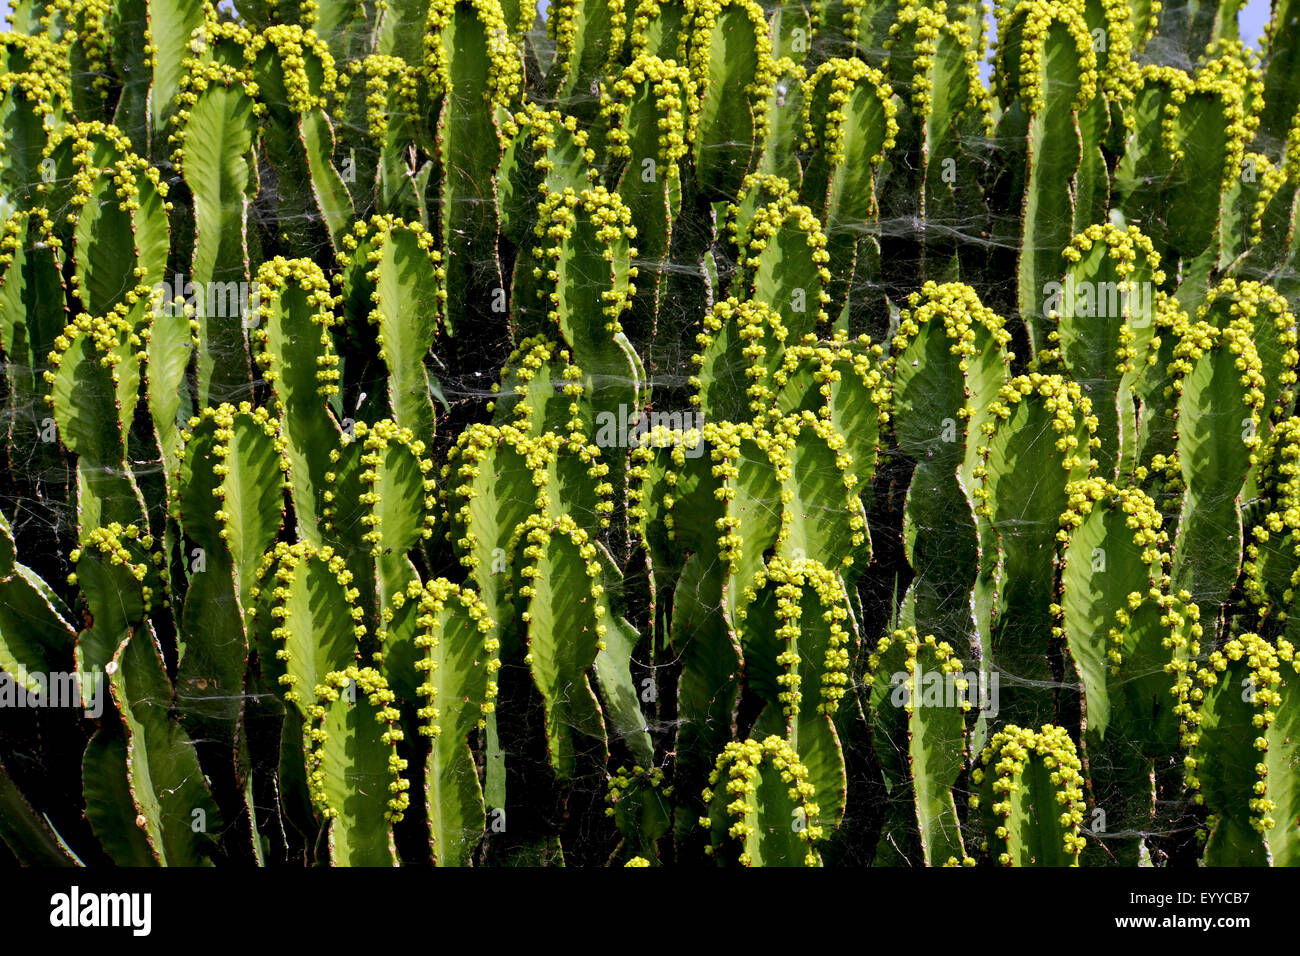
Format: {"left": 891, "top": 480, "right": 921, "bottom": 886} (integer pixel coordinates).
{"left": 0, "top": 0, "right": 1298, "bottom": 867}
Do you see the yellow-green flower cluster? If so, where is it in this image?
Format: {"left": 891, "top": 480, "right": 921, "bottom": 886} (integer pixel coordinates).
{"left": 1081, "top": 585, "right": 1200, "bottom": 682}
{"left": 251, "top": 257, "right": 344, "bottom": 409}
{"left": 754, "top": 565, "right": 803, "bottom": 717}
{"left": 168, "top": 59, "right": 265, "bottom": 169}
{"left": 564, "top": 431, "right": 616, "bottom": 528}
{"left": 772, "top": 410, "right": 866, "bottom": 560}
{"left": 246, "top": 24, "right": 338, "bottom": 114}
{"left": 773, "top": 333, "right": 891, "bottom": 435}
{"left": 350, "top": 55, "right": 420, "bottom": 142}
{"left": 0, "top": 209, "right": 60, "bottom": 284}
{"left": 689, "top": 296, "right": 787, "bottom": 412}
{"left": 599, "top": 55, "right": 698, "bottom": 185}
{"left": 699, "top": 735, "right": 822, "bottom": 866}
{"left": 605, "top": 763, "right": 669, "bottom": 817}
{"left": 1053, "top": 480, "right": 1170, "bottom": 662}
{"left": 973, "top": 723, "right": 1086, "bottom": 864}
{"left": 339, "top": 215, "right": 447, "bottom": 373}
{"left": 413, "top": 578, "right": 501, "bottom": 734}
{"left": 547, "top": 0, "right": 628, "bottom": 90}
{"left": 46, "top": 292, "right": 147, "bottom": 388}
{"left": 1048, "top": 0, "right": 1149, "bottom": 98}
{"left": 971, "top": 373, "right": 1099, "bottom": 517}
{"left": 325, "top": 418, "right": 436, "bottom": 556}
{"left": 306, "top": 666, "right": 410, "bottom": 823}
{"left": 502, "top": 102, "right": 599, "bottom": 191}
{"left": 43, "top": 121, "right": 168, "bottom": 247}
{"left": 1197, "top": 37, "right": 1264, "bottom": 128}
{"left": 886, "top": 0, "right": 990, "bottom": 123}
{"left": 747, "top": 557, "right": 854, "bottom": 714}
{"left": 994, "top": 0, "right": 1097, "bottom": 112}
{"left": 865, "top": 626, "right": 971, "bottom": 716}
{"left": 532, "top": 186, "right": 639, "bottom": 335}
{"left": 263, "top": 541, "right": 366, "bottom": 702}
{"left": 488, "top": 337, "right": 587, "bottom": 438}
{"left": 1244, "top": 417, "right": 1300, "bottom": 617}
{"left": 179, "top": 402, "right": 290, "bottom": 540}
{"left": 1049, "top": 223, "right": 1165, "bottom": 376}
{"left": 834, "top": 0, "right": 868, "bottom": 45}
{"left": 68, "top": 523, "right": 155, "bottom": 610}
{"left": 1057, "top": 478, "right": 1167, "bottom": 557}
{"left": 627, "top": 0, "right": 696, "bottom": 61}
{"left": 0, "top": 32, "right": 71, "bottom": 114}
{"left": 688, "top": 0, "right": 776, "bottom": 143}
{"left": 734, "top": 196, "right": 832, "bottom": 324}
{"left": 1159, "top": 590, "right": 1203, "bottom": 724}
{"left": 696, "top": 420, "right": 749, "bottom": 571}
{"left": 724, "top": 174, "right": 794, "bottom": 247}
{"left": 1169, "top": 315, "right": 1266, "bottom": 466}
{"left": 1126, "top": 57, "right": 1259, "bottom": 191}
{"left": 1199, "top": 279, "right": 1296, "bottom": 410}
{"left": 47, "top": 0, "right": 112, "bottom": 97}
{"left": 1184, "top": 633, "right": 1296, "bottom": 835}
{"left": 442, "top": 423, "right": 559, "bottom": 562}
{"left": 1281, "top": 106, "right": 1300, "bottom": 191}
{"left": 625, "top": 425, "right": 706, "bottom": 542}
{"left": 800, "top": 57, "right": 897, "bottom": 166}
{"left": 1248, "top": 152, "right": 1286, "bottom": 243}
{"left": 425, "top": 0, "right": 524, "bottom": 115}
{"left": 510, "top": 512, "right": 607, "bottom": 651}
{"left": 892, "top": 281, "right": 1014, "bottom": 408}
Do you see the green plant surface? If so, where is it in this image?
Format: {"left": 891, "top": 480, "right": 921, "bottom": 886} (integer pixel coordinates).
{"left": 4, "top": 0, "right": 1300, "bottom": 870}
